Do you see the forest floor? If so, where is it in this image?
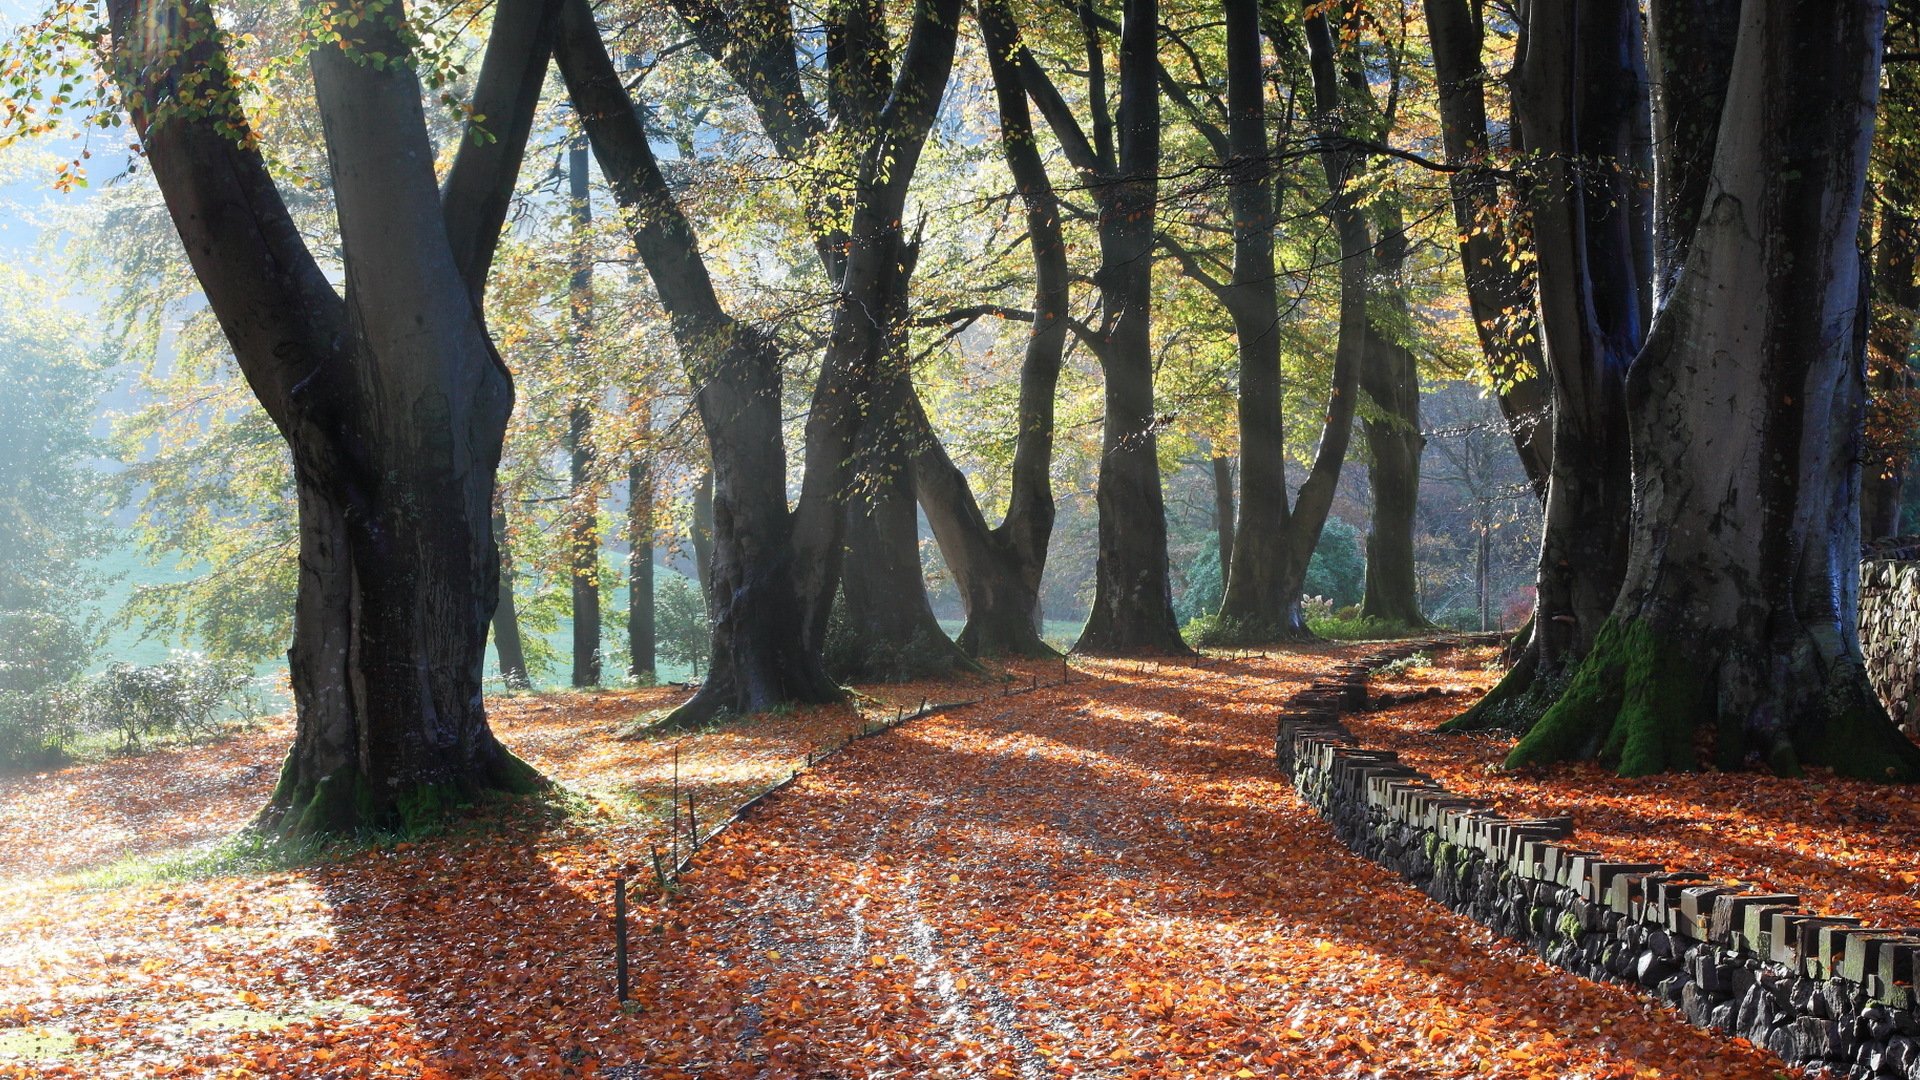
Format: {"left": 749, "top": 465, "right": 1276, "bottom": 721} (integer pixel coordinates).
{"left": 0, "top": 643, "right": 1899, "bottom": 1078}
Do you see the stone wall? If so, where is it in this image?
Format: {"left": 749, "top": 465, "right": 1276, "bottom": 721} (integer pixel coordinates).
{"left": 1276, "top": 645, "right": 1920, "bottom": 1080}
{"left": 1861, "top": 547, "right": 1920, "bottom": 736}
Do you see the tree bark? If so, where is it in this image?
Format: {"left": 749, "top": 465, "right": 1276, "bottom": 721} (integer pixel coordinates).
{"left": 109, "top": 0, "right": 554, "bottom": 834}
{"left": 491, "top": 505, "right": 532, "bottom": 689}
{"left": 903, "top": 0, "right": 1071, "bottom": 660}
{"left": 785, "top": 0, "right": 965, "bottom": 656}
{"left": 566, "top": 138, "right": 602, "bottom": 687}
{"left": 1450, "top": 0, "right": 1650, "bottom": 730}
{"left": 554, "top": 0, "right": 840, "bottom": 727}
{"left": 1003, "top": 0, "right": 1185, "bottom": 655}
{"left": 1211, "top": 455, "right": 1235, "bottom": 576}
{"left": 1509, "top": 0, "right": 1920, "bottom": 781}
{"left": 1212, "top": 0, "right": 1301, "bottom": 641}
{"left": 829, "top": 267, "right": 975, "bottom": 680}
{"left": 1358, "top": 223, "right": 1431, "bottom": 628}
{"left": 1423, "top": 0, "right": 1551, "bottom": 497}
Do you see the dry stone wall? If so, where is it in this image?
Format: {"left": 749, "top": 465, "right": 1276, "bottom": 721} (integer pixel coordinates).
{"left": 1276, "top": 644, "right": 1920, "bottom": 1080}
{"left": 1861, "top": 547, "right": 1920, "bottom": 736}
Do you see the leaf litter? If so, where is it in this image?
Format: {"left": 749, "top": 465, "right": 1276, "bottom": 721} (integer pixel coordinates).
{"left": 0, "top": 650, "right": 1807, "bottom": 1077}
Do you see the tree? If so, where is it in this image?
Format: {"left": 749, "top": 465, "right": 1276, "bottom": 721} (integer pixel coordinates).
{"left": 1508, "top": 0, "right": 1920, "bottom": 780}
{"left": 103, "top": 0, "right": 554, "bottom": 832}
{"left": 553, "top": 0, "right": 842, "bottom": 725}
{"left": 564, "top": 138, "right": 604, "bottom": 688}
{"left": 908, "top": 0, "right": 1071, "bottom": 660}
{"left": 1003, "top": 0, "right": 1189, "bottom": 654}
{"left": 1448, "top": 0, "right": 1651, "bottom": 730}
{"left": 1423, "top": 0, "right": 1551, "bottom": 498}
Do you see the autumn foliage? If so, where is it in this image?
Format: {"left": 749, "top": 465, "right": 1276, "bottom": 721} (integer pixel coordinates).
{"left": 0, "top": 650, "right": 1859, "bottom": 1077}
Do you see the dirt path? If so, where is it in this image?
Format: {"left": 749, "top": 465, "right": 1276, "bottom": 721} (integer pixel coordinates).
{"left": 0, "top": 651, "right": 1790, "bottom": 1078}
{"left": 608, "top": 651, "right": 1781, "bottom": 1079}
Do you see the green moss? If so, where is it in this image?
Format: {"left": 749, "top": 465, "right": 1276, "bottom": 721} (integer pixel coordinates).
{"left": 1507, "top": 617, "right": 1705, "bottom": 776}
{"left": 282, "top": 767, "right": 375, "bottom": 839}
{"left": 490, "top": 748, "right": 548, "bottom": 795}
{"left": 1806, "top": 689, "right": 1920, "bottom": 781}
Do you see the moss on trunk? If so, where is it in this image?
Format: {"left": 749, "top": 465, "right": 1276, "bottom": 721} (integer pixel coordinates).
{"left": 263, "top": 748, "right": 546, "bottom": 839}
{"left": 1505, "top": 618, "right": 1704, "bottom": 775}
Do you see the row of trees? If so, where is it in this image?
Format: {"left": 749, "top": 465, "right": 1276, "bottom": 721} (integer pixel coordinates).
{"left": 5, "top": 0, "right": 1916, "bottom": 829}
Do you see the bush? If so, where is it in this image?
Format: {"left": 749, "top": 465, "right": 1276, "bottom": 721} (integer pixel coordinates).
{"left": 80, "top": 652, "right": 259, "bottom": 752}
{"left": 1304, "top": 519, "right": 1365, "bottom": 609}
{"left": 0, "top": 609, "right": 93, "bottom": 770}
{"left": 655, "top": 575, "right": 710, "bottom": 679}
{"left": 1175, "top": 544, "right": 1224, "bottom": 624}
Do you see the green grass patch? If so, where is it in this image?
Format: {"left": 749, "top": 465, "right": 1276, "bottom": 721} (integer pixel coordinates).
{"left": 0, "top": 1027, "right": 77, "bottom": 1061}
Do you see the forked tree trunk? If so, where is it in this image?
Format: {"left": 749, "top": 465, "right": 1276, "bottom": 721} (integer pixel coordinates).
{"left": 554, "top": 0, "right": 839, "bottom": 727}
{"left": 1509, "top": 0, "right": 1920, "bottom": 781}
{"left": 908, "top": 0, "right": 1067, "bottom": 660}
{"left": 1222, "top": 5, "right": 1369, "bottom": 643}
{"left": 832, "top": 373, "right": 975, "bottom": 679}
{"left": 1449, "top": 0, "right": 1649, "bottom": 731}
{"left": 111, "top": 0, "right": 554, "bottom": 834}
{"left": 1212, "top": 0, "right": 1300, "bottom": 642}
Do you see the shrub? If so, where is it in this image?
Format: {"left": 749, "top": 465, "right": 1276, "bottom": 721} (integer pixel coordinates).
{"left": 0, "top": 609, "right": 93, "bottom": 770}
{"left": 654, "top": 575, "right": 710, "bottom": 679}
{"left": 80, "top": 652, "right": 259, "bottom": 752}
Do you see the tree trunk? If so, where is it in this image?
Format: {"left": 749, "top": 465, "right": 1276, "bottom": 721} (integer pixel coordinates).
{"left": 1510, "top": 0, "right": 1920, "bottom": 781}
{"left": 1074, "top": 0, "right": 1188, "bottom": 656}
{"left": 1450, "top": 0, "right": 1649, "bottom": 731}
{"left": 1211, "top": 455, "right": 1235, "bottom": 576}
{"left": 627, "top": 445, "right": 656, "bottom": 681}
{"left": 1222, "top": 5, "right": 1369, "bottom": 643}
{"left": 831, "top": 365, "right": 975, "bottom": 680}
{"left": 1423, "top": 0, "right": 1552, "bottom": 497}
{"left": 1358, "top": 223, "right": 1431, "bottom": 629}
{"left": 554, "top": 0, "right": 840, "bottom": 727}
{"left": 691, "top": 468, "right": 715, "bottom": 609}
{"left": 566, "top": 138, "right": 601, "bottom": 687}
{"left": 491, "top": 505, "right": 531, "bottom": 690}
{"left": 1211, "top": 0, "right": 1300, "bottom": 642}
{"left": 903, "top": 0, "right": 1073, "bottom": 661}
{"left": 110, "top": 0, "right": 554, "bottom": 834}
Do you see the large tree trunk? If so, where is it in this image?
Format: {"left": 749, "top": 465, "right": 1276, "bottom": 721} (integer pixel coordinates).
{"left": 111, "top": 0, "right": 553, "bottom": 835}
{"left": 897, "top": 0, "right": 1071, "bottom": 661}
{"left": 565, "top": 139, "right": 602, "bottom": 687}
{"left": 831, "top": 370, "right": 975, "bottom": 680}
{"left": 554, "top": 0, "right": 840, "bottom": 727}
{"left": 1074, "top": 0, "right": 1188, "bottom": 656}
{"left": 1449, "top": 0, "right": 1650, "bottom": 730}
{"left": 491, "top": 505, "right": 531, "bottom": 689}
{"left": 1222, "top": 4, "right": 1369, "bottom": 643}
{"left": 1510, "top": 0, "right": 1920, "bottom": 781}
{"left": 1358, "top": 223, "right": 1430, "bottom": 628}
{"left": 1212, "top": 0, "right": 1299, "bottom": 642}
{"left": 1424, "top": 0, "right": 1552, "bottom": 497}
